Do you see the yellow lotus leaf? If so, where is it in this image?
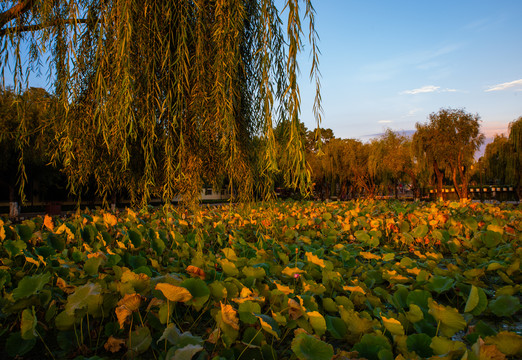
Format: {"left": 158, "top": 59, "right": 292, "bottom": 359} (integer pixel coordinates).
{"left": 104, "top": 335, "right": 126, "bottom": 353}
{"left": 56, "top": 277, "right": 76, "bottom": 294}
{"left": 413, "top": 251, "right": 426, "bottom": 259}
{"left": 0, "top": 221, "right": 5, "bottom": 241}
{"left": 55, "top": 223, "right": 74, "bottom": 241}
{"left": 406, "top": 304, "right": 424, "bottom": 323}
{"left": 103, "top": 213, "right": 118, "bottom": 227}
{"left": 360, "top": 252, "right": 381, "bottom": 260}
{"left": 115, "top": 305, "right": 132, "bottom": 329}
{"left": 428, "top": 299, "right": 466, "bottom": 337}
{"left": 472, "top": 338, "right": 507, "bottom": 360}
{"left": 288, "top": 298, "right": 304, "bottom": 320}
{"left": 430, "top": 336, "right": 466, "bottom": 356}
{"left": 305, "top": 252, "right": 325, "bottom": 268}
{"left": 406, "top": 267, "right": 421, "bottom": 276}
{"left": 382, "top": 315, "right": 405, "bottom": 336}
{"left": 43, "top": 215, "right": 54, "bottom": 231}
{"left": 232, "top": 288, "right": 265, "bottom": 304}
{"left": 484, "top": 331, "right": 522, "bottom": 357}
{"left": 275, "top": 282, "right": 294, "bottom": 295}
{"left": 87, "top": 251, "right": 108, "bottom": 260}
{"left": 282, "top": 267, "right": 305, "bottom": 278}
{"left": 117, "top": 293, "right": 141, "bottom": 312}
{"left": 220, "top": 302, "right": 239, "bottom": 330}
{"left": 343, "top": 285, "right": 366, "bottom": 295}
{"left": 25, "top": 256, "right": 39, "bottom": 267}
{"left": 186, "top": 265, "right": 206, "bottom": 280}
{"left": 155, "top": 283, "right": 192, "bottom": 302}
{"left": 256, "top": 314, "right": 280, "bottom": 338}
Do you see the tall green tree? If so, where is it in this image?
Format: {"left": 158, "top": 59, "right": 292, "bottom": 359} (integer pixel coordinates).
{"left": 0, "top": 86, "right": 58, "bottom": 217}
{"left": 413, "top": 108, "right": 484, "bottom": 200}
{"left": 504, "top": 117, "right": 522, "bottom": 199}
{"left": 0, "top": 0, "right": 321, "bottom": 206}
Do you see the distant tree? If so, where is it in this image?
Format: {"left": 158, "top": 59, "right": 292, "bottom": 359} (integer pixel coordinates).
{"left": 374, "top": 130, "right": 419, "bottom": 198}
{"left": 505, "top": 117, "right": 522, "bottom": 199}
{"left": 0, "top": 87, "right": 57, "bottom": 217}
{"left": 413, "top": 108, "right": 484, "bottom": 200}
{"left": 483, "top": 134, "right": 509, "bottom": 185}
{"left": 0, "top": 0, "right": 321, "bottom": 206}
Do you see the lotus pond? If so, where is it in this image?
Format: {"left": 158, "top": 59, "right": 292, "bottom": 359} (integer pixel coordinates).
{"left": 0, "top": 200, "right": 520, "bottom": 359}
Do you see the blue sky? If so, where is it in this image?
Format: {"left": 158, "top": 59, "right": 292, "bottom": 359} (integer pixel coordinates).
{"left": 6, "top": 1, "right": 521, "bottom": 142}
{"left": 293, "top": 0, "right": 522, "bottom": 140}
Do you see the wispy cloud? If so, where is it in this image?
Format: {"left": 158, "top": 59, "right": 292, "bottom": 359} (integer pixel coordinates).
{"left": 359, "top": 44, "right": 461, "bottom": 83}
{"left": 485, "top": 79, "right": 522, "bottom": 92}
{"left": 401, "top": 85, "right": 439, "bottom": 95}
{"left": 378, "top": 120, "right": 392, "bottom": 124}
{"left": 401, "top": 85, "right": 458, "bottom": 95}
{"left": 405, "top": 108, "right": 423, "bottom": 117}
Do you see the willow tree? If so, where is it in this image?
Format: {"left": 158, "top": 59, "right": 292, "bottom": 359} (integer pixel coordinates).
{"left": 0, "top": 0, "right": 321, "bottom": 205}
{"left": 504, "top": 117, "right": 522, "bottom": 199}
{"left": 413, "top": 108, "right": 484, "bottom": 200}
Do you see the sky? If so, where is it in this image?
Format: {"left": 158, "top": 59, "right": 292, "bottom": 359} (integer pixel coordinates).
{"left": 291, "top": 0, "right": 522, "bottom": 140}
{"left": 5, "top": 1, "right": 521, "bottom": 142}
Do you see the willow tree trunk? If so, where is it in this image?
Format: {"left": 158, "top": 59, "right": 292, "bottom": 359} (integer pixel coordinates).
{"left": 433, "top": 160, "right": 444, "bottom": 201}
{"left": 8, "top": 185, "right": 19, "bottom": 219}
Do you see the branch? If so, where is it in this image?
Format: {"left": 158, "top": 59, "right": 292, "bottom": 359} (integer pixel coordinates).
{"left": 0, "top": 18, "right": 89, "bottom": 36}
{"left": 0, "top": 0, "right": 36, "bottom": 30}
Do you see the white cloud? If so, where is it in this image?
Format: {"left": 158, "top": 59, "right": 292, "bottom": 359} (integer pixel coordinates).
{"left": 401, "top": 85, "right": 440, "bottom": 95}
{"left": 406, "top": 108, "right": 423, "bottom": 117}
{"left": 485, "top": 79, "right": 522, "bottom": 92}
{"left": 378, "top": 120, "right": 392, "bottom": 124}
{"left": 401, "top": 86, "right": 458, "bottom": 95}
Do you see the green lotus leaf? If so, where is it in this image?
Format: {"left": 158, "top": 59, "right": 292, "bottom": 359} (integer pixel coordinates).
{"left": 427, "top": 275, "right": 454, "bottom": 294}
{"left": 4, "top": 239, "right": 27, "bottom": 257}
{"left": 242, "top": 326, "right": 265, "bottom": 347}
{"left": 291, "top": 333, "right": 334, "bottom": 360}
{"left": 463, "top": 217, "right": 478, "bottom": 231}
{"left": 20, "top": 307, "right": 37, "bottom": 340}
{"left": 255, "top": 313, "right": 280, "bottom": 339}
{"left": 13, "top": 272, "right": 51, "bottom": 300}
{"left": 127, "top": 326, "right": 152, "bottom": 355}
{"left": 406, "top": 333, "right": 433, "bottom": 358}
{"left": 168, "top": 344, "right": 204, "bottom": 360}
{"left": 81, "top": 225, "right": 97, "bottom": 244}
{"left": 6, "top": 332, "right": 36, "bottom": 357}
{"left": 209, "top": 281, "right": 227, "bottom": 300}
{"left": 242, "top": 266, "right": 266, "bottom": 279}
{"left": 220, "top": 258, "right": 239, "bottom": 277}
{"left": 325, "top": 315, "right": 347, "bottom": 339}
{"left": 84, "top": 256, "right": 105, "bottom": 276}
{"left": 55, "top": 310, "right": 76, "bottom": 331}
{"left": 410, "top": 224, "right": 428, "bottom": 238}
{"left": 307, "top": 311, "right": 327, "bottom": 337}
{"left": 151, "top": 236, "right": 166, "bottom": 255}
{"left": 354, "top": 230, "right": 370, "bottom": 242}
{"left": 128, "top": 229, "right": 142, "bottom": 248}
{"left": 238, "top": 301, "right": 261, "bottom": 324}
{"left": 65, "top": 282, "right": 102, "bottom": 316}
{"left": 322, "top": 298, "right": 338, "bottom": 313}
{"left": 181, "top": 277, "right": 210, "bottom": 311}
{"left": 482, "top": 230, "right": 502, "bottom": 248}
{"left": 353, "top": 334, "right": 392, "bottom": 360}
{"left": 488, "top": 295, "right": 520, "bottom": 317}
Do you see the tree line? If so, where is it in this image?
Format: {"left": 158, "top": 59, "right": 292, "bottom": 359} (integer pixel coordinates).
{"left": 2, "top": 86, "right": 521, "bottom": 215}
{"left": 300, "top": 110, "right": 521, "bottom": 202}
